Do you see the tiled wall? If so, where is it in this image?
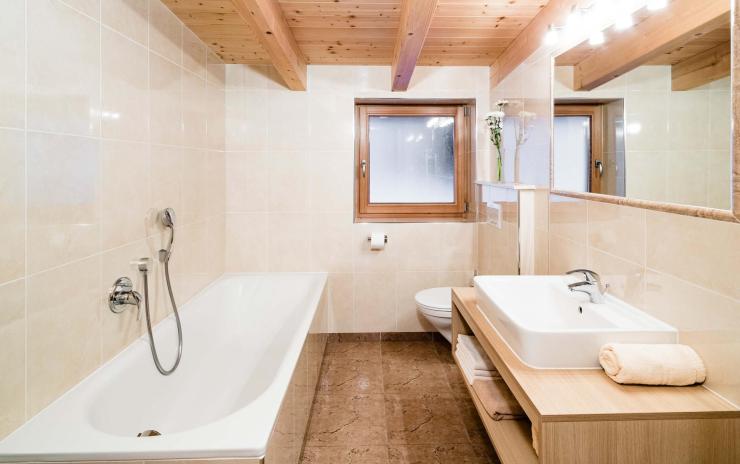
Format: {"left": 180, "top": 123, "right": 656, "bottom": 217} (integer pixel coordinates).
{"left": 491, "top": 39, "right": 740, "bottom": 406}
{"left": 0, "top": 0, "right": 226, "bottom": 439}
{"left": 555, "top": 66, "right": 731, "bottom": 210}
{"left": 223, "top": 65, "right": 488, "bottom": 333}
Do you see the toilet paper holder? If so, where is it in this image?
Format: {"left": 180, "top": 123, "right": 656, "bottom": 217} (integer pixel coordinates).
{"left": 367, "top": 234, "right": 388, "bottom": 243}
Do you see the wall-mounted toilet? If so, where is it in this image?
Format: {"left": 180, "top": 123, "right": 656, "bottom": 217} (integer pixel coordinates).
{"left": 415, "top": 287, "right": 453, "bottom": 342}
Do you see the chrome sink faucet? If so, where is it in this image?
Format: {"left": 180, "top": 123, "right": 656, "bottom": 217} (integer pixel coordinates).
{"left": 566, "top": 269, "right": 608, "bottom": 304}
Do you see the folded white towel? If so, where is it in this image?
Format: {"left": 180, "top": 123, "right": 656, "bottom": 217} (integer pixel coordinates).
{"left": 456, "top": 346, "right": 499, "bottom": 384}
{"left": 599, "top": 343, "right": 706, "bottom": 386}
{"left": 457, "top": 335, "right": 496, "bottom": 371}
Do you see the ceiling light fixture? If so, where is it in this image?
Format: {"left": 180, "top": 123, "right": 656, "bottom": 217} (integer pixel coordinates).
{"left": 647, "top": 0, "right": 668, "bottom": 11}
{"left": 614, "top": 12, "right": 634, "bottom": 30}
{"left": 589, "top": 30, "right": 605, "bottom": 46}
{"left": 544, "top": 24, "right": 560, "bottom": 45}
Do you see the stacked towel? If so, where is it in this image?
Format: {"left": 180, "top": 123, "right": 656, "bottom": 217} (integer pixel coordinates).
{"left": 455, "top": 335, "right": 499, "bottom": 384}
{"left": 471, "top": 378, "right": 525, "bottom": 421}
{"left": 599, "top": 343, "right": 706, "bottom": 386}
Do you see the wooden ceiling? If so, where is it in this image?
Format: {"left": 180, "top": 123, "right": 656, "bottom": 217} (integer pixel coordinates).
{"left": 163, "top": 0, "right": 547, "bottom": 88}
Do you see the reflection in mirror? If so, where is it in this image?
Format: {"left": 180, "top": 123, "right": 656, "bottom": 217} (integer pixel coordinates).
{"left": 552, "top": 2, "right": 732, "bottom": 211}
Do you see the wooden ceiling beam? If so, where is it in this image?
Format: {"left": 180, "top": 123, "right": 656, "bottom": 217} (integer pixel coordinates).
{"left": 671, "top": 41, "right": 731, "bottom": 91}
{"left": 574, "top": 0, "right": 730, "bottom": 91}
{"left": 230, "top": 0, "right": 307, "bottom": 90}
{"left": 391, "top": 0, "right": 439, "bottom": 91}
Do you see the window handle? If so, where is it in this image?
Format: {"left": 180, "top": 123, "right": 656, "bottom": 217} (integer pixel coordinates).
{"left": 361, "top": 160, "right": 367, "bottom": 178}
{"left": 594, "top": 160, "right": 604, "bottom": 177}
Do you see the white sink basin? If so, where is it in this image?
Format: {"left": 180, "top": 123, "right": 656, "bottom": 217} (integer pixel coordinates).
{"left": 474, "top": 275, "right": 677, "bottom": 369}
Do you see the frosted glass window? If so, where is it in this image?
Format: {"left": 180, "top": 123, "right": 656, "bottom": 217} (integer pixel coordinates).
{"left": 553, "top": 116, "right": 590, "bottom": 193}
{"left": 368, "top": 115, "right": 455, "bottom": 203}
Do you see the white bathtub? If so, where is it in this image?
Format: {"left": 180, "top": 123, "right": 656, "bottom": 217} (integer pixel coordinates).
{"left": 0, "top": 273, "right": 328, "bottom": 463}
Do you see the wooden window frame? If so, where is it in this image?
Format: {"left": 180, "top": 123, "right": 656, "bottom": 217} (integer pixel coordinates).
{"left": 554, "top": 104, "right": 604, "bottom": 194}
{"left": 354, "top": 102, "right": 472, "bottom": 222}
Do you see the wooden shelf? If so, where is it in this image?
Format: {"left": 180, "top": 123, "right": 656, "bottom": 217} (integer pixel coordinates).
{"left": 453, "top": 353, "right": 538, "bottom": 464}
{"left": 450, "top": 287, "right": 740, "bottom": 463}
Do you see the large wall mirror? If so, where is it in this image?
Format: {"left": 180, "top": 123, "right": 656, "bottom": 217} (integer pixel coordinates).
{"left": 551, "top": 0, "right": 739, "bottom": 221}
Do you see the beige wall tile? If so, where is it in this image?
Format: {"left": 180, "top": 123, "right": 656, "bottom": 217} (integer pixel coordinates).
{"left": 395, "top": 271, "right": 436, "bottom": 332}
{"left": 549, "top": 195, "right": 587, "bottom": 243}
{"left": 181, "top": 148, "right": 208, "bottom": 224}
{"left": 101, "top": 0, "right": 148, "bottom": 46}
{"left": 225, "top": 90, "right": 268, "bottom": 151}
{"left": 149, "top": 145, "right": 183, "bottom": 218}
{"left": 27, "top": 133, "right": 100, "bottom": 273}
{"left": 310, "top": 213, "right": 353, "bottom": 273}
{"left": 587, "top": 200, "right": 646, "bottom": 265}
{"left": 267, "top": 213, "right": 311, "bottom": 272}
{"left": 644, "top": 271, "right": 740, "bottom": 405}
{"left": 206, "top": 51, "right": 226, "bottom": 89}
{"left": 28, "top": 0, "right": 100, "bottom": 136}
{"left": 182, "top": 71, "right": 208, "bottom": 149}
{"left": 100, "top": 139, "right": 150, "bottom": 250}
{"left": 395, "top": 223, "right": 441, "bottom": 272}
{"left": 99, "top": 240, "right": 150, "bottom": 362}
{"left": 646, "top": 211, "right": 740, "bottom": 301}
{"left": 60, "top": 0, "right": 99, "bottom": 18}
{"left": 182, "top": 27, "right": 207, "bottom": 79}
{"left": 225, "top": 213, "right": 268, "bottom": 272}
{"left": 327, "top": 273, "right": 354, "bottom": 333}
{"left": 0, "top": 279, "right": 25, "bottom": 439}
{"left": 268, "top": 151, "right": 309, "bottom": 212}
{"left": 225, "top": 151, "right": 268, "bottom": 213}
{"left": 149, "top": 53, "right": 182, "bottom": 146}
{"left": 27, "top": 256, "right": 101, "bottom": 415}
{"left": 267, "top": 91, "right": 309, "bottom": 151}
{"left": 437, "top": 270, "right": 474, "bottom": 288}
{"left": 0, "top": 129, "right": 25, "bottom": 284}
{"left": 205, "top": 150, "right": 226, "bottom": 217}
{"left": 307, "top": 150, "right": 354, "bottom": 213}
{"left": 206, "top": 83, "right": 226, "bottom": 151}
{"left": 101, "top": 27, "right": 149, "bottom": 142}
{"left": 148, "top": 0, "right": 181, "bottom": 64}
{"left": 587, "top": 247, "right": 645, "bottom": 308}
{"left": 352, "top": 223, "right": 399, "bottom": 273}
{"left": 549, "top": 234, "right": 587, "bottom": 275}
{"left": 439, "top": 223, "right": 476, "bottom": 271}
{"left": 354, "top": 272, "right": 396, "bottom": 332}
{"left": 0, "top": 0, "right": 25, "bottom": 129}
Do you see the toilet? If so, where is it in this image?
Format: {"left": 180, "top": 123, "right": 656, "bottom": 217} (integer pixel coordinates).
{"left": 415, "top": 287, "right": 453, "bottom": 342}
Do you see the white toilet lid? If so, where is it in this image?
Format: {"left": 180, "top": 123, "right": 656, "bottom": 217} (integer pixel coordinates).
{"left": 414, "top": 287, "right": 452, "bottom": 312}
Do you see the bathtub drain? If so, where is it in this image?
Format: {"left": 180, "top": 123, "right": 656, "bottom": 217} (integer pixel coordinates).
{"left": 137, "top": 430, "right": 162, "bottom": 437}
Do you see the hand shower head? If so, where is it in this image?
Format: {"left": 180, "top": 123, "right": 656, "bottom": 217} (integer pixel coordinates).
{"left": 161, "top": 208, "right": 176, "bottom": 228}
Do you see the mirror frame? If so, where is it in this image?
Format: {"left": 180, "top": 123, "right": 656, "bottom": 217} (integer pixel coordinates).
{"left": 550, "top": 1, "right": 740, "bottom": 224}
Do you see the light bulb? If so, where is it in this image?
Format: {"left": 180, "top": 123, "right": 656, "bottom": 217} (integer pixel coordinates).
{"left": 647, "top": 0, "right": 668, "bottom": 10}
{"left": 567, "top": 6, "right": 583, "bottom": 29}
{"left": 544, "top": 24, "right": 560, "bottom": 46}
{"left": 614, "top": 13, "right": 633, "bottom": 30}
{"left": 589, "top": 30, "right": 605, "bottom": 46}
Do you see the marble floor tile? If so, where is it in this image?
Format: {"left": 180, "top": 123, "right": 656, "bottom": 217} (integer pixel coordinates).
{"left": 305, "top": 394, "right": 388, "bottom": 446}
{"left": 388, "top": 444, "right": 489, "bottom": 464}
{"left": 384, "top": 393, "right": 469, "bottom": 445}
{"left": 300, "top": 446, "right": 390, "bottom": 464}
{"left": 382, "top": 360, "right": 451, "bottom": 395}
{"left": 301, "top": 338, "right": 502, "bottom": 464}
{"left": 325, "top": 341, "right": 382, "bottom": 362}
{"left": 380, "top": 341, "right": 441, "bottom": 364}
{"left": 319, "top": 358, "right": 384, "bottom": 394}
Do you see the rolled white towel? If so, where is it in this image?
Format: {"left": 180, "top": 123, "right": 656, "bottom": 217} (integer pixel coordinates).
{"left": 457, "top": 335, "right": 496, "bottom": 371}
{"left": 599, "top": 343, "right": 706, "bottom": 386}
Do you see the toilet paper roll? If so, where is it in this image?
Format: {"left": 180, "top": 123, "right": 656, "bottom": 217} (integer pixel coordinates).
{"left": 369, "top": 232, "right": 386, "bottom": 251}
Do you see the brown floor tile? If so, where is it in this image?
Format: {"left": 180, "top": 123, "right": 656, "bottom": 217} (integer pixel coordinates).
{"left": 306, "top": 394, "right": 388, "bottom": 446}
{"left": 300, "top": 446, "right": 390, "bottom": 464}
{"left": 382, "top": 360, "right": 451, "bottom": 395}
{"left": 388, "top": 444, "right": 489, "bottom": 464}
{"left": 319, "top": 357, "right": 384, "bottom": 394}
{"left": 325, "top": 341, "right": 382, "bottom": 362}
{"left": 381, "top": 332, "right": 433, "bottom": 342}
{"left": 472, "top": 441, "right": 502, "bottom": 464}
{"left": 432, "top": 337, "right": 454, "bottom": 363}
{"left": 384, "top": 393, "right": 469, "bottom": 445}
{"left": 329, "top": 333, "right": 382, "bottom": 342}
{"left": 454, "top": 397, "right": 491, "bottom": 447}
{"left": 443, "top": 363, "right": 470, "bottom": 399}
{"left": 380, "top": 341, "right": 441, "bottom": 364}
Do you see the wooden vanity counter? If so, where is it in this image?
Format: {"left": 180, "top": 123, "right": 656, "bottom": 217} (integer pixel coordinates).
{"left": 451, "top": 287, "right": 740, "bottom": 464}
